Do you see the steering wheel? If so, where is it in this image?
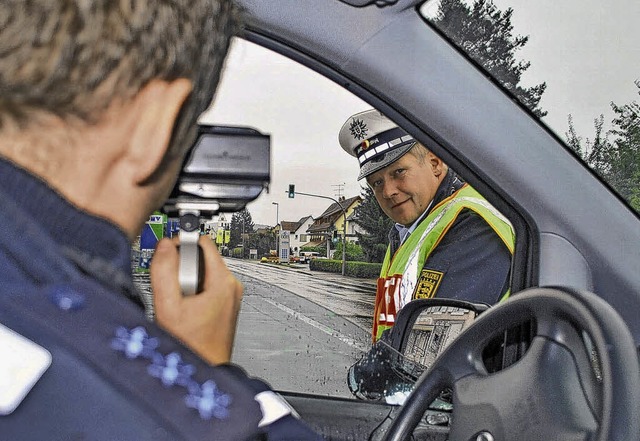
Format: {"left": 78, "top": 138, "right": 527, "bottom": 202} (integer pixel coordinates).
{"left": 383, "top": 287, "right": 640, "bottom": 441}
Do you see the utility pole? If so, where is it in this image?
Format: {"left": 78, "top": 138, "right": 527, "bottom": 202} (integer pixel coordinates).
{"left": 332, "top": 182, "right": 345, "bottom": 199}
{"left": 241, "top": 219, "right": 245, "bottom": 259}
{"left": 286, "top": 187, "right": 347, "bottom": 276}
{"left": 272, "top": 201, "right": 279, "bottom": 256}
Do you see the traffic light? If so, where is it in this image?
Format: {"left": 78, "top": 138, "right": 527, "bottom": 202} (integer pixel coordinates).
{"left": 288, "top": 184, "right": 295, "bottom": 198}
{"left": 332, "top": 230, "right": 338, "bottom": 242}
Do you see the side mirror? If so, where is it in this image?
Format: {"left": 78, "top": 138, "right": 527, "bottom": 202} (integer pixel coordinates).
{"left": 347, "top": 299, "right": 487, "bottom": 403}
{"left": 388, "top": 299, "right": 488, "bottom": 371}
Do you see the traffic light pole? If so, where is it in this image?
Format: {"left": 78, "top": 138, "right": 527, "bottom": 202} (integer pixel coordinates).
{"left": 286, "top": 188, "right": 347, "bottom": 276}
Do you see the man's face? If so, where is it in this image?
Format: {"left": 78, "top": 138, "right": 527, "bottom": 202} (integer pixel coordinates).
{"left": 366, "top": 147, "right": 443, "bottom": 226}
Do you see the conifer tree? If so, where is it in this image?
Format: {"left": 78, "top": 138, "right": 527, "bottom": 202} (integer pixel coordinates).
{"left": 230, "top": 208, "right": 255, "bottom": 251}
{"left": 432, "top": 0, "right": 547, "bottom": 117}
{"left": 353, "top": 186, "right": 394, "bottom": 263}
{"left": 565, "top": 82, "right": 640, "bottom": 212}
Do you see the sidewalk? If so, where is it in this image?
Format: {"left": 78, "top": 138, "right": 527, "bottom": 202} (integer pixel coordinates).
{"left": 254, "top": 260, "right": 377, "bottom": 293}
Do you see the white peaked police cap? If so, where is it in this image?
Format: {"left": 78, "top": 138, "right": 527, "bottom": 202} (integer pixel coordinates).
{"left": 339, "top": 109, "right": 416, "bottom": 180}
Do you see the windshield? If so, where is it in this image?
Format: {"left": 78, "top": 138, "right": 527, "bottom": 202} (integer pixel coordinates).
{"left": 420, "top": 0, "right": 640, "bottom": 214}
{"left": 131, "top": 0, "right": 636, "bottom": 405}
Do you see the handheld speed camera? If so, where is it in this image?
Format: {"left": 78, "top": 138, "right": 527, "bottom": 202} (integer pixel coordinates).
{"left": 163, "top": 124, "right": 270, "bottom": 295}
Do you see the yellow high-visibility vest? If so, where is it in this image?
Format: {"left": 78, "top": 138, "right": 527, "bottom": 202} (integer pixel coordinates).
{"left": 372, "top": 184, "right": 515, "bottom": 341}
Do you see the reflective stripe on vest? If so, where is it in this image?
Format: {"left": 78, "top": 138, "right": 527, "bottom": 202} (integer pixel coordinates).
{"left": 372, "top": 184, "right": 515, "bottom": 341}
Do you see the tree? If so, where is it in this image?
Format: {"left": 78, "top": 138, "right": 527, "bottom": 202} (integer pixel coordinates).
{"left": 246, "top": 230, "right": 275, "bottom": 258}
{"left": 431, "top": 0, "right": 547, "bottom": 117}
{"left": 607, "top": 98, "right": 640, "bottom": 211}
{"left": 353, "top": 186, "right": 394, "bottom": 263}
{"left": 230, "top": 208, "right": 255, "bottom": 252}
{"left": 333, "top": 241, "right": 365, "bottom": 262}
{"left": 565, "top": 82, "right": 640, "bottom": 212}
{"left": 565, "top": 114, "right": 611, "bottom": 178}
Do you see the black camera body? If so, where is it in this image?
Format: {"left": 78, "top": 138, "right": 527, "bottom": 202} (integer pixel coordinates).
{"left": 164, "top": 124, "right": 271, "bottom": 217}
{"left": 163, "top": 124, "right": 271, "bottom": 295}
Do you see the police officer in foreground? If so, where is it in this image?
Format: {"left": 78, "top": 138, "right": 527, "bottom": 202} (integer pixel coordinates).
{"left": 340, "top": 110, "right": 515, "bottom": 400}
{"left": 0, "top": 1, "right": 320, "bottom": 440}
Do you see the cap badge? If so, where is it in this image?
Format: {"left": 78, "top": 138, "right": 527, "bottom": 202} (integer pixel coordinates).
{"left": 349, "top": 118, "right": 368, "bottom": 140}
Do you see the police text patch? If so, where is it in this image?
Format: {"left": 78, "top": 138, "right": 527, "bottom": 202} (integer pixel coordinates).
{"left": 413, "top": 269, "right": 444, "bottom": 299}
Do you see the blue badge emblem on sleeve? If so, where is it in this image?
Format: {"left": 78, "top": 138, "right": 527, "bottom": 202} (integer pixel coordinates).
{"left": 110, "top": 326, "right": 159, "bottom": 359}
{"left": 148, "top": 352, "right": 195, "bottom": 388}
{"left": 185, "top": 380, "right": 232, "bottom": 420}
{"left": 111, "top": 326, "right": 231, "bottom": 421}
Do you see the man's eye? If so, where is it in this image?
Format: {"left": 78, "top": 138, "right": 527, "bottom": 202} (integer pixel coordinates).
{"left": 394, "top": 168, "right": 406, "bottom": 177}
{"left": 371, "top": 180, "right": 382, "bottom": 188}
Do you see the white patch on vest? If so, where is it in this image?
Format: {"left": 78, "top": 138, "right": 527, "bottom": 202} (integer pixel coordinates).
{"left": 0, "top": 323, "right": 52, "bottom": 415}
{"left": 384, "top": 277, "right": 396, "bottom": 310}
{"left": 255, "top": 390, "right": 299, "bottom": 427}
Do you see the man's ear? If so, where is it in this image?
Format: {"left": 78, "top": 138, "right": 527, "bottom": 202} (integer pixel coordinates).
{"left": 427, "top": 152, "right": 444, "bottom": 177}
{"left": 127, "top": 79, "right": 193, "bottom": 184}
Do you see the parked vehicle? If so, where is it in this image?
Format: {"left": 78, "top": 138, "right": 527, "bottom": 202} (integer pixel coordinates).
{"left": 299, "top": 252, "right": 320, "bottom": 264}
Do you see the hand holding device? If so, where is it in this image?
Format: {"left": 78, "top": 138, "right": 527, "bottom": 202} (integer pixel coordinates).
{"left": 151, "top": 237, "right": 242, "bottom": 364}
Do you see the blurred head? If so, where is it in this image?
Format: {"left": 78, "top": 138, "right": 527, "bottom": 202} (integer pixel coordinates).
{"left": 0, "top": 0, "right": 241, "bottom": 157}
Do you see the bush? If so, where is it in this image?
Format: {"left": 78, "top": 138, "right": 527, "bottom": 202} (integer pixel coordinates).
{"left": 333, "top": 241, "right": 365, "bottom": 262}
{"left": 310, "top": 259, "right": 381, "bottom": 279}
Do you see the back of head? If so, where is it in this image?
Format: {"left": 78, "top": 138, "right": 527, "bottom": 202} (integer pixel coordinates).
{"left": 0, "top": 0, "right": 241, "bottom": 155}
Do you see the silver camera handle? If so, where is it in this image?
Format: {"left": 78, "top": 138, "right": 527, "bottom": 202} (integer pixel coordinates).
{"left": 177, "top": 201, "right": 220, "bottom": 296}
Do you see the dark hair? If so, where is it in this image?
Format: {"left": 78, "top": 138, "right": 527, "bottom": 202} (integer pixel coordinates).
{"left": 0, "top": 0, "right": 242, "bottom": 155}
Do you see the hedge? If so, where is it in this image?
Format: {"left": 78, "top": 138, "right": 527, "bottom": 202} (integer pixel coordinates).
{"left": 309, "top": 259, "right": 381, "bottom": 279}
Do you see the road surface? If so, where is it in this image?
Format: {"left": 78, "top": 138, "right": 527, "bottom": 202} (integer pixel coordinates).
{"left": 133, "top": 258, "right": 378, "bottom": 398}
{"left": 226, "top": 258, "right": 376, "bottom": 398}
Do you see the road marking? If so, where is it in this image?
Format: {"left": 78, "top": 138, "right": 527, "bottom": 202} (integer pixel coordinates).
{"left": 258, "top": 296, "right": 370, "bottom": 353}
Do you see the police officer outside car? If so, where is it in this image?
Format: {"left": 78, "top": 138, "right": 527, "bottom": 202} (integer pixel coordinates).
{"left": 339, "top": 109, "right": 515, "bottom": 342}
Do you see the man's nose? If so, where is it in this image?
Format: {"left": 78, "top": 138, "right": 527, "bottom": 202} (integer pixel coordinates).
{"left": 381, "top": 181, "right": 398, "bottom": 199}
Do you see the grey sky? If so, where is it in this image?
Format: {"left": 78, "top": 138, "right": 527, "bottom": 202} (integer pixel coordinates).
{"left": 201, "top": 42, "right": 368, "bottom": 226}
{"left": 201, "top": 0, "right": 639, "bottom": 227}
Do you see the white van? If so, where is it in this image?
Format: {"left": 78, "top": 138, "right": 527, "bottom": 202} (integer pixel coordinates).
{"left": 299, "top": 251, "right": 320, "bottom": 264}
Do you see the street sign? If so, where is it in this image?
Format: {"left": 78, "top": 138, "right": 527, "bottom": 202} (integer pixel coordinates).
{"left": 279, "top": 230, "right": 290, "bottom": 263}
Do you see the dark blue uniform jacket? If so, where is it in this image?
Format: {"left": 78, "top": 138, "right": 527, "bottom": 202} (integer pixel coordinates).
{"left": 0, "top": 157, "right": 322, "bottom": 441}
{"left": 387, "top": 170, "right": 512, "bottom": 305}
{"left": 347, "top": 171, "right": 512, "bottom": 400}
